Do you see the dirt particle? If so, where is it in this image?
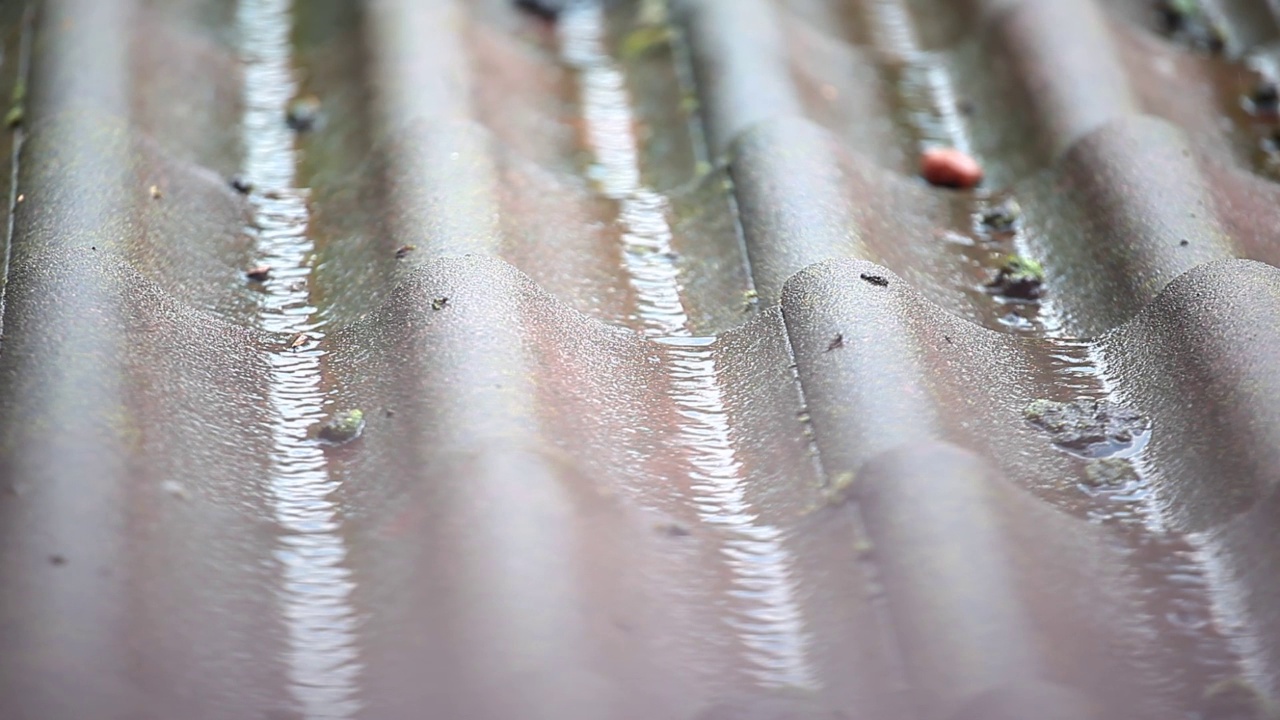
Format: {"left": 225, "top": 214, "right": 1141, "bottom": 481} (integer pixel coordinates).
{"left": 1200, "top": 677, "right": 1275, "bottom": 720}
{"left": 384, "top": 409, "right": 396, "bottom": 418}
{"left": 852, "top": 537, "right": 874, "bottom": 559}
{"left": 316, "top": 409, "right": 365, "bottom": 445}
{"left": 920, "top": 147, "right": 983, "bottom": 189}
{"left": 4, "top": 104, "right": 22, "bottom": 129}
{"left": 431, "top": 297, "right": 449, "bottom": 311}
{"left": 285, "top": 95, "right": 322, "bottom": 132}
{"left": 656, "top": 522, "right": 691, "bottom": 538}
{"left": 826, "top": 333, "right": 844, "bottom": 352}
{"left": 48, "top": 554, "right": 66, "bottom": 566}
{"left": 980, "top": 198, "right": 1022, "bottom": 233}
{"left": 1024, "top": 398, "right": 1150, "bottom": 456}
{"left": 1083, "top": 457, "right": 1139, "bottom": 488}
{"left": 395, "top": 244, "right": 416, "bottom": 260}
{"left": 1180, "top": 239, "right": 1190, "bottom": 247}
{"left": 985, "top": 254, "right": 1045, "bottom": 300}
{"left": 515, "top": 0, "right": 565, "bottom": 21}
{"left": 957, "top": 98, "right": 975, "bottom": 116}
{"left": 742, "top": 288, "right": 759, "bottom": 312}
{"left": 859, "top": 273, "right": 889, "bottom": 287}
{"left": 246, "top": 265, "right": 272, "bottom": 282}
{"left": 287, "top": 333, "right": 311, "bottom": 350}
{"left": 229, "top": 175, "right": 254, "bottom": 194}
{"left": 149, "top": 185, "right": 162, "bottom": 200}
{"left": 16, "top": 194, "right": 23, "bottom": 203}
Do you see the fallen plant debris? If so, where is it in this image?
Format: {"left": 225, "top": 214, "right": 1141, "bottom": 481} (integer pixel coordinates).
{"left": 287, "top": 332, "right": 310, "bottom": 350}
{"left": 920, "top": 147, "right": 983, "bottom": 189}
{"left": 316, "top": 409, "right": 365, "bottom": 445}
{"left": 820, "top": 471, "right": 857, "bottom": 508}
{"left": 859, "top": 273, "right": 889, "bottom": 287}
{"left": 394, "top": 244, "right": 416, "bottom": 259}
{"left": 246, "top": 265, "right": 272, "bottom": 282}
{"left": 986, "top": 254, "right": 1045, "bottom": 300}
{"left": 1024, "top": 398, "right": 1151, "bottom": 456}
{"left": 431, "top": 297, "right": 449, "bottom": 311}
{"left": 149, "top": 185, "right": 163, "bottom": 200}
{"left": 826, "top": 333, "right": 844, "bottom": 352}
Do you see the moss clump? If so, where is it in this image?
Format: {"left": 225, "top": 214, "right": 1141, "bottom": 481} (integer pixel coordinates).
{"left": 621, "top": 25, "right": 670, "bottom": 61}
{"left": 1083, "top": 457, "right": 1139, "bottom": 488}
{"left": 1024, "top": 398, "right": 1150, "bottom": 454}
{"left": 317, "top": 409, "right": 364, "bottom": 444}
{"left": 986, "top": 254, "right": 1045, "bottom": 300}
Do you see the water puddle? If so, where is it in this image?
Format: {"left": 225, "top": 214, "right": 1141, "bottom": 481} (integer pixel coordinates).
{"left": 236, "top": 0, "right": 362, "bottom": 716}
{"left": 560, "top": 2, "right": 816, "bottom": 690}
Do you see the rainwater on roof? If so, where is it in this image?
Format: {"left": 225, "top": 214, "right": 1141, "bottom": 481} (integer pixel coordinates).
{"left": 1, "top": 0, "right": 1280, "bottom": 718}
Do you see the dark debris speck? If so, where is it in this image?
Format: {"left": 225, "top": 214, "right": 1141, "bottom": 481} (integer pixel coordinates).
{"left": 395, "top": 244, "right": 416, "bottom": 260}
{"left": 431, "top": 297, "right": 449, "bottom": 311}
{"left": 859, "top": 273, "right": 889, "bottom": 287}
{"left": 286, "top": 95, "right": 322, "bottom": 132}
{"left": 1251, "top": 79, "right": 1279, "bottom": 115}
{"left": 48, "top": 554, "right": 66, "bottom": 566}
{"left": 656, "top": 522, "right": 691, "bottom": 538}
{"left": 515, "top": 0, "right": 568, "bottom": 21}
{"left": 229, "top": 175, "right": 254, "bottom": 194}
{"left": 826, "top": 334, "right": 844, "bottom": 352}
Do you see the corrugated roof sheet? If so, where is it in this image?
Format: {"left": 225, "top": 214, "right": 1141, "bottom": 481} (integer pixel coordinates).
{"left": 1, "top": 0, "right": 1279, "bottom": 718}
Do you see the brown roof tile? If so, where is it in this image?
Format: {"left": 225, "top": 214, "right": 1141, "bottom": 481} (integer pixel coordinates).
{"left": 1, "top": 0, "right": 1279, "bottom": 717}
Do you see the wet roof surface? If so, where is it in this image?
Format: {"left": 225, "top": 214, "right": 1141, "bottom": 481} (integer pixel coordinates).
{"left": 1, "top": 0, "right": 1280, "bottom": 718}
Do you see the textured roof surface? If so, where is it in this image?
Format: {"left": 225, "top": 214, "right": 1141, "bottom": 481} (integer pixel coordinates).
{"left": 1, "top": 0, "right": 1279, "bottom": 718}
